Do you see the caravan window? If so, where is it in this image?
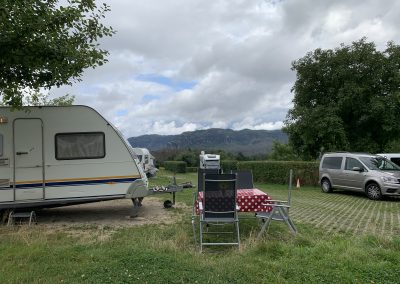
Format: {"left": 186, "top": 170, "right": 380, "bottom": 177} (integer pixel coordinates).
{"left": 0, "top": 134, "right": 3, "bottom": 156}
{"left": 55, "top": 132, "right": 105, "bottom": 160}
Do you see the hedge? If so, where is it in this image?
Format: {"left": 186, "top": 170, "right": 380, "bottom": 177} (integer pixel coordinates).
{"left": 237, "top": 161, "right": 319, "bottom": 186}
{"left": 221, "top": 160, "right": 238, "bottom": 172}
{"left": 187, "top": 167, "right": 198, "bottom": 173}
{"left": 164, "top": 161, "right": 187, "bottom": 173}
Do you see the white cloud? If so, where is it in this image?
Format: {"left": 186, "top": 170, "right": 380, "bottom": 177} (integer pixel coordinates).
{"left": 50, "top": 0, "right": 400, "bottom": 138}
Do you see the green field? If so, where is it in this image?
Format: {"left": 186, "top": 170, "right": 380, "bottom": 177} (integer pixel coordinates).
{"left": 0, "top": 170, "right": 399, "bottom": 283}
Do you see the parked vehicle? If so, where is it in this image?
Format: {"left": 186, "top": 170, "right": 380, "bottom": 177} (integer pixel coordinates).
{"left": 199, "top": 151, "right": 220, "bottom": 170}
{"left": 0, "top": 105, "right": 150, "bottom": 211}
{"left": 319, "top": 152, "right": 400, "bottom": 200}
{"left": 376, "top": 153, "right": 400, "bottom": 167}
{"left": 132, "top": 148, "right": 157, "bottom": 177}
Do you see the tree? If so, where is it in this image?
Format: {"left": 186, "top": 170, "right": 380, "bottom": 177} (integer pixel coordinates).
{"left": 0, "top": 0, "right": 114, "bottom": 107}
{"left": 267, "top": 141, "right": 299, "bottom": 161}
{"left": 285, "top": 38, "right": 400, "bottom": 159}
{"left": 25, "top": 91, "right": 75, "bottom": 106}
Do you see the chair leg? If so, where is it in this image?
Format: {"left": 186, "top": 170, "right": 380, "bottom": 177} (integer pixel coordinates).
{"left": 235, "top": 220, "right": 240, "bottom": 248}
{"left": 257, "top": 214, "right": 274, "bottom": 238}
{"left": 287, "top": 217, "right": 297, "bottom": 235}
{"left": 192, "top": 216, "right": 197, "bottom": 244}
{"left": 278, "top": 207, "right": 297, "bottom": 235}
{"left": 199, "top": 221, "right": 203, "bottom": 252}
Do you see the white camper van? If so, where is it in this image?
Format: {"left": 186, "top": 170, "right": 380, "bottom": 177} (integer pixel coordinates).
{"left": 132, "top": 148, "right": 157, "bottom": 177}
{"left": 0, "top": 106, "right": 150, "bottom": 212}
{"left": 199, "top": 151, "right": 220, "bottom": 170}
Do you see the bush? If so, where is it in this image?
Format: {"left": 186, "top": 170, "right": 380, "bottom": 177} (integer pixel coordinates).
{"left": 187, "top": 167, "right": 198, "bottom": 173}
{"left": 164, "top": 161, "right": 187, "bottom": 173}
{"left": 221, "top": 160, "right": 238, "bottom": 172}
{"left": 238, "top": 161, "right": 319, "bottom": 186}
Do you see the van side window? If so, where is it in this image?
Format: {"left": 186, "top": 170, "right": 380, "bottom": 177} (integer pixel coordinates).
{"left": 55, "top": 132, "right": 105, "bottom": 160}
{"left": 321, "top": 157, "right": 342, "bottom": 169}
{"left": 0, "top": 134, "right": 3, "bottom": 157}
{"left": 345, "top": 158, "right": 364, "bottom": 170}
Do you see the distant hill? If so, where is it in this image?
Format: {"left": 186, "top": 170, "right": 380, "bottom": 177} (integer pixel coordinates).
{"left": 128, "top": 128, "right": 288, "bottom": 155}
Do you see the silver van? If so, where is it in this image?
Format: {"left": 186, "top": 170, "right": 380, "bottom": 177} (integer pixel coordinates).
{"left": 319, "top": 152, "right": 400, "bottom": 200}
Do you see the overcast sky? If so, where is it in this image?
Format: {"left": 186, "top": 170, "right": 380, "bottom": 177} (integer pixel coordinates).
{"left": 51, "top": 0, "right": 400, "bottom": 138}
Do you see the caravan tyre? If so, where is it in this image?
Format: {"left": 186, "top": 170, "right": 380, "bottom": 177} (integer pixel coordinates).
{"left": 163, "top": 200, "right": 173, "bottom": 208}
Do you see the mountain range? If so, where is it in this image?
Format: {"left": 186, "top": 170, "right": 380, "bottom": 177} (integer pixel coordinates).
{"left": 128, "top": 128, "right": 288, "bottom": 155}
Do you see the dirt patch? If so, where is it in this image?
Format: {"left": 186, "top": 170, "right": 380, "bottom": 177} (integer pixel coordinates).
{"left": 35, "top": 197, "right": 184, "bottom": 228}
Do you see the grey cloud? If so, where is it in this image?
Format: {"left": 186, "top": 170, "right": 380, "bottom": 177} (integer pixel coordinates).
{"left": 49, "top": 0, "right": 400, "bottom": 137}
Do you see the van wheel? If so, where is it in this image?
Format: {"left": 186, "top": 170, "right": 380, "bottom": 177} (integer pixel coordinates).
{"left": 366, "top": 183, "right": 382, "bottom": 200}
{"left": 321, "top": 178, "right": 333, "bottom": 193}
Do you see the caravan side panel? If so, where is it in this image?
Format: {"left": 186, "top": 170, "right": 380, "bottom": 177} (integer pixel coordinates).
{"left": 0, "top": 106, "right": 148, "bottom": 209}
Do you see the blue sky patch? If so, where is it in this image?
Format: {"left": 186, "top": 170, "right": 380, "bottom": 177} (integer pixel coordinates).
{"left": 116, "top": 109, "right": 129, "bottom": 116}
{"left": 142, "top": 94, "right": 161, "bottom": 102}
{"left": 136, "top": 74, "right": 196, "bottom": 91}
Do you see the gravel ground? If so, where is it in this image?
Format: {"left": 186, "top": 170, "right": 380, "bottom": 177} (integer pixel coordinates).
{"left": 34, "top": 197, "right": 182, "bottom": 228}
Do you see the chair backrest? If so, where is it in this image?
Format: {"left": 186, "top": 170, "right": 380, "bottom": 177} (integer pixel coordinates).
{"left": 197, "top": 168, "right": 220, "bottom": 192}
{"left": 203, "top": 173, "right": 237, "bottom": 219}
{"left": 231, "top": 170, "right": 254, "bottom": 189}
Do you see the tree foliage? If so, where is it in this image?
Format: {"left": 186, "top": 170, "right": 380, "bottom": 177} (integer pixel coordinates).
{"left": 285, "top": 38, "right": 400, "bottom": 159}
{"left": 25, "top": 91, "right": 75, "bottom": 106}
{"left": 0, "top": 0, "right": 114, "bottom": 107}
{"left": 267, "top": 141, "right": 299, "bottom": 161}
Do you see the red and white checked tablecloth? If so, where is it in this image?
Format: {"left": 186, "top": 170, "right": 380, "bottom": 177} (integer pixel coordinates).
{"left": 196, "top": 188, "right": 272, "bottom": 214}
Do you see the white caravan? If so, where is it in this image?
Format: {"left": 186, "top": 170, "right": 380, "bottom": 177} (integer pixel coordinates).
{"left": 132, "top": 148, "right": 157, "bottom": 177}
{"left": 0, "top": 106, "right": 149, "bottom": 211}
{"left": 199, "top": 151, "right": 220, "bottom": 170}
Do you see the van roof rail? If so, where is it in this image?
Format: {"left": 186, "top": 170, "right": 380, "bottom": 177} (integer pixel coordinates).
{"left": 323, "top": 151, "right": 371, "bottom": 155}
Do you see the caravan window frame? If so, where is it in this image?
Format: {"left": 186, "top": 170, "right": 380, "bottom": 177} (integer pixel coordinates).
{"left": 55, "top": 132, "right": 106, "bottom": 160}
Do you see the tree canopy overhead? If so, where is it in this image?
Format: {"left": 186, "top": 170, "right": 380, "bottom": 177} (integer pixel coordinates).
{"left": 0, "top": 0, "right": 114, "bottom": 107}
{"left": 285, "top": 38, "right": 400, "bottom": 159}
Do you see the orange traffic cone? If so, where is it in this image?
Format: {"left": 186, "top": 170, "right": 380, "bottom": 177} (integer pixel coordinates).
{"left": 296, "top": 178, "right": 300, "bottom": 189}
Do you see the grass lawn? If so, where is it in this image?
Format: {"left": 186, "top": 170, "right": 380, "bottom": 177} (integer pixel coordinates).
{"left": 0, "top": 170, "right": 399, "bottom": 283}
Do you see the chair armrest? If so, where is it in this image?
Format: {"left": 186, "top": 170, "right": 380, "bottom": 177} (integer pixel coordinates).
{"left": 261, "top": 203, "right": 290, "bottom": 208}
{"left": 267, "top": 199, "right": 288, "bottom": 203}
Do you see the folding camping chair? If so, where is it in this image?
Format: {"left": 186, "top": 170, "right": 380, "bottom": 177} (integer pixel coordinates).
{"left": 256, "top": 169, "right": 297, "bottom": 238}
{"left": 191, "top": 168, "right": 220, "bottom": 243}
{"left": 198, "top": 173, "right": 240, "bottom": 252}
{"left": 231, "top": 170, "right": 254, "bottom": 189}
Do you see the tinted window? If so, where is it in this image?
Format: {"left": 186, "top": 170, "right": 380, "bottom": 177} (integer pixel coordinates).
{"left": 345, "top": 157, "right": 364, "bottom": 170}
{"left": 322, "top": 157, "right": 343, "bottom": 169}
{"left": 390, "top": 158, "right": 400, "bottom": 167}
{"left": 0, "top": 134, "right": 3, "bottom": 157}
{"left": 55, "top": 132, "right": 105, "bottom": 160}
{"left": 359, "top": 156, "right": 400, "bottom": 171}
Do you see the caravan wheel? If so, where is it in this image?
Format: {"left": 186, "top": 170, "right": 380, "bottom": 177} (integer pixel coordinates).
{"left": 163, "top": 200, "right": 173, "bottom": 208}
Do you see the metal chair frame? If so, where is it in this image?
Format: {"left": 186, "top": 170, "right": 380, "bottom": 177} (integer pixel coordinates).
{"left": 193, "top": 173, "right": 240, "bottom": 252}
{"left": 256, "top": 169, "right": 297, "bottom": 238}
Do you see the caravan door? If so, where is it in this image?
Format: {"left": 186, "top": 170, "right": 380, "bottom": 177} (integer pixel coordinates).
{"left": 13, "top": 119, "right": 45, "bottom": 200}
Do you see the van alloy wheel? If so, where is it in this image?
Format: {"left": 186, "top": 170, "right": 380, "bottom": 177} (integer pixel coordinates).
{"left": 321, "top": 179, "right": 332, "bottom": 193}
{"left": 366, "top": 183, "right": 382, "bottom": 200}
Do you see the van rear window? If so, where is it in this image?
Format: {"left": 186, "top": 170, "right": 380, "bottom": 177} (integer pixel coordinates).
{"left": 322, "top": 157, "right": 342, "bottom": 169}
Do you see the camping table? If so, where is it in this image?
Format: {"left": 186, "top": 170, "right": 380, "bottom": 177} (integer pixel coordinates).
{"left": 195, "top": 188, "right": 272, "bottom": 214}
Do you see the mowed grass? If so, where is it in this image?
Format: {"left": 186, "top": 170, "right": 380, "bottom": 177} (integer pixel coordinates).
{"left": 0, "top": 170, "right": 399, "bottom": 283}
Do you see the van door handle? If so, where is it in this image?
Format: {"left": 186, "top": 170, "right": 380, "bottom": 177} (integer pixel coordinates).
{"left": 16, "top": 151, "right": 29, "bottom": 155}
